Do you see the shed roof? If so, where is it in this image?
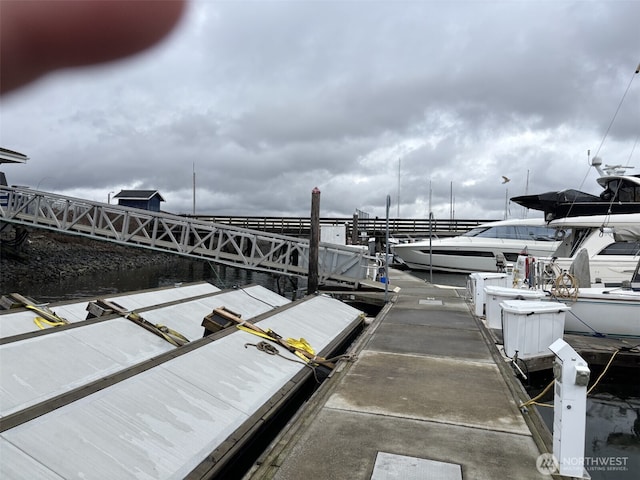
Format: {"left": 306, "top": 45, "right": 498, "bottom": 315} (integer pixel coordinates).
{"left": 113, "top": 189, "right": 165, "bottom": 202}
{"left": 0, "top": 147, "right": 29, "bottom": 165}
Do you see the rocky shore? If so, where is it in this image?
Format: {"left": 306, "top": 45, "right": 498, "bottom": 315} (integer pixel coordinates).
{"left": 1, "top": 229, "right": 184, "bottom": 292}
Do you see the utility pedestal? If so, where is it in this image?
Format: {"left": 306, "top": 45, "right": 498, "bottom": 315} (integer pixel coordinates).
{"left": 549, "top": 338, "right": 591, "bottom": 479}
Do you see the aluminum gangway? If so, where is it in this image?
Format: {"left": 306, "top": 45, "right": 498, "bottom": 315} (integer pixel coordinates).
{"left": 0, "top": 186, "right": 377, "bottom": 287}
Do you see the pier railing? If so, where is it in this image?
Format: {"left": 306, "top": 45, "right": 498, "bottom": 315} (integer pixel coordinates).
{"left": 188, "top": 215, "right": 495, "bottom": 241}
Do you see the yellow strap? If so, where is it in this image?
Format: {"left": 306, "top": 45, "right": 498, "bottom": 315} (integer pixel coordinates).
{"left": 285, "top": 337, "right": 315, "bottom": 355}
{"left": 26, "top": 305, "right": 69, "bottom": 324}
{"left": 292, "top": 350, "right": 313, "bottom": 363}
{"left": 33, "top": 316, "right": 67, "bottom": 330}
{"left": 155, "top": 324, "right": 190, "bottom": 345}
{"left": 237, "top": 324, "right": 274, "bottom": 341}
{"left": 237, "top": 325, "right": 321, "bottom": 364}
{"left": 285, "top": 338, "right": 316, "bottom": 363}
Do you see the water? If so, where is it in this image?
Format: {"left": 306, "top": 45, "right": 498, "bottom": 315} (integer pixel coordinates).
{"left": 531, "top": 372, "right": 640, "bottom": 480}
{"left": 1, "top": 257, "right": 306, "bottom": 303}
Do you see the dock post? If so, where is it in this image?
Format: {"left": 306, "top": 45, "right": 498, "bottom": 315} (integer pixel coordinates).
{"left": 308, "top": 187, "right": 320, "bottom": 294}
{"left": 351, "top": 212, "right": 359, "bottom": 245}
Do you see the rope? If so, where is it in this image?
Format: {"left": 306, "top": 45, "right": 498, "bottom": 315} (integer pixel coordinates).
{"left": 239, "top": 324, "right": 357, "bottom": 372}
{"left": 520, "top": 378, "right": 555, "bottom": 409}
{"left": 587, "top": 349, "right": 619, "bottom": 395}
{"left": 519, "top": 349, "right": 620, "bottom": 409}
{"left": 245, "top": 341, "right": 293, "bottom": 359}
{"left": 207, "top": 260, "right": 229, "bottom": 289}
{"left": 237, "top": 323, "right": 325, "bottom": 364}
{"left": 561, "top": 63, "right": 639, "bottom": 217}
{"left": 553, "top": 272, "right": 579, "bottom": 300}
{"left": 244, "top": 341, "right": 324, "bottom": 383}
{"left": 235, "top": 284, "right": 279, "bottom": 309}
{"left": 590, "top": 63, "right": 639, "bottom": 163}
{"left": 546, "top": 291, "right": 605, "bottom": 337}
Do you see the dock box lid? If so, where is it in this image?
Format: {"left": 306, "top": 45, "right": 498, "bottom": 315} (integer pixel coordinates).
{"left": 499, "top": 300, "right": 570, "bottom": 314}
{"left": 484, "top": 286, "right": 546, "bottom": 299}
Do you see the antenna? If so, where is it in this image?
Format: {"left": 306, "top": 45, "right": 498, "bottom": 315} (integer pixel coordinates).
{"left": 397, "top": 158, "right": 401, "bottom": 217}
{"left": 192, "top": 162, "right": 196, "bottom": 215}
{"left": 449, "top": 181, "right": 453, "bottom": 220}
{"left": 603, "top": 164, "right": 634, "bottom": 176}
{"left": 592, "top": 156, "right": 634, "bottom": 176}
{"left": 523, "top": 169, "right": 529, "bottom": 218}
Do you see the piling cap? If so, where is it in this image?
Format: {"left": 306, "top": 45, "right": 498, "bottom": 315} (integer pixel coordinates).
{"left": 312, "top": 187, "right": 321, "bottom": 193}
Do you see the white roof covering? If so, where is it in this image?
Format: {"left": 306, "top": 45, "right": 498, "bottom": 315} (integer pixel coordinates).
{"left": 1, "top": 290, "right": 363, "bottom": 480}
{"left": 0, "top": 282, "right": 221, "bottom": 339}
{"left": 140, "top": 286, "right": 290, "bottom": 341}
{"left": 108, "top": 282, "right": 220, "bottom": 310}
{"left": 1, "top": 318, "right": 173, "bottom": 418}
{"left": 1, "top": 285, "right": 290, "bottom": 417}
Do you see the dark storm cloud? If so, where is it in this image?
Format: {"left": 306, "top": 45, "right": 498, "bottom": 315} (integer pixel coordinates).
{"left": 1, "top": 0, "right": 638, "bottom": 220}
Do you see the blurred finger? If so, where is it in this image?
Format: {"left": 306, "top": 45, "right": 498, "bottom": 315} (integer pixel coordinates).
{"left": 1, "top": 0, "right": 187, "bottom": 94}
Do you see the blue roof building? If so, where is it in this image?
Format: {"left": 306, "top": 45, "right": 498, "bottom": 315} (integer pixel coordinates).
{"left": 113, "top": 190, "right": 165, "bottom": 212}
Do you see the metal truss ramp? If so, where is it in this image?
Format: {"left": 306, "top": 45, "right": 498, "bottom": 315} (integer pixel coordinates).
{"left": 0, "top": 187, "right": 375, "bottom": 287}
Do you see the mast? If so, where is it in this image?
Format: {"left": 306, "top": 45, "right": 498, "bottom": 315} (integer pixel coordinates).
{"left": 192, "top": 162, "right": 196, "bottom": 215}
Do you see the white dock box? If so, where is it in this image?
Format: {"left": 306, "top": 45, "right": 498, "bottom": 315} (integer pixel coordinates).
{"left": 501, "top": 300, "right": 569, "bottom": 359}
{"left": 484, "top": 286, "right": 546, "bottom": 330}
{"left": 468, "top": 272, "right": 508, "bottom": 317}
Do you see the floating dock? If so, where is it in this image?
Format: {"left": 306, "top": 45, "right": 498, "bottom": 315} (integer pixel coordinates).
{"left": 3, "top": 274, "right": 636, "bottom": 479}
{"left": 247, "top": 270, "right": 552, "bottom": 479}
{"left": 488, "top": 328, "right": 640, "bottom": 374}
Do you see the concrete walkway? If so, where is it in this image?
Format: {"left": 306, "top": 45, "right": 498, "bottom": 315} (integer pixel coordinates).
{"left": 247, "top": 269, "right": 550, "bottom": 480}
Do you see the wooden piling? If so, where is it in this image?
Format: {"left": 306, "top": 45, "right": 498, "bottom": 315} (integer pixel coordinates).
{"left": 308, "top": 187, "right": 321, "bottom": 294}
{"left": 351, "top": 213, "right": 359, "bottom": 245}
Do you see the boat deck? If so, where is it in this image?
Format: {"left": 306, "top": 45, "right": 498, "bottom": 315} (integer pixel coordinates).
{"left": 246, "top": 269, "right": 550, "bottom": 480}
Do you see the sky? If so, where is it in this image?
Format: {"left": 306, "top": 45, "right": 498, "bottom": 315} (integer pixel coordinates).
{"left": 1, "top": 0, "right": 639, "bottom": 220}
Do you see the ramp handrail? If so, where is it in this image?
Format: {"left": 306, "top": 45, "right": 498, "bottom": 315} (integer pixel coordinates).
{"left": 0, "top": 186, "right": 375, "bottom": 287}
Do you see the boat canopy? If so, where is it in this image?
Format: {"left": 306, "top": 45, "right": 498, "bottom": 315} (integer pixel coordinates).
{"left": 511, "top": 189, "right": 600, "bottom": 217}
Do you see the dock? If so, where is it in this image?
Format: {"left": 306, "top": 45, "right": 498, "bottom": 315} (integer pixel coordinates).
{"left": 246, "top": 269, "right": 552, "bottom": 480}
{"left": 489, "top": 328, "right": 640, "bottom": 374}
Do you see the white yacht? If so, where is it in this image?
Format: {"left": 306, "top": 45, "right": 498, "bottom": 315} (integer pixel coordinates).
{"left": 545, "top": 212, "right": 640, "bottom": 287}
{"left": 391, "top": 217, "right": 560, "bottom": 273}
{"left": 521, "top": 248, "right": 640, "bottom": 338}
{"left": 559, "top": 286, "right": 640, "bottom": 338}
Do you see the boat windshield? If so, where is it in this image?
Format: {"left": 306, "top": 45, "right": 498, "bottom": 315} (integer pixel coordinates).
{"left": 597, "top": 241, "right": 640, "bottom": 256}
{"left": 462, "top": 224, "right": 558, "bottom": 241}
{"left": 601, "top": 178, "right": 640, "bottom": 202}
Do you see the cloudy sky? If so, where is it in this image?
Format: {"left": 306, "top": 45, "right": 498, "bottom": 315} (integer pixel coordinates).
{"left": 1, "top": 0, "right": 639, "bottom": 220}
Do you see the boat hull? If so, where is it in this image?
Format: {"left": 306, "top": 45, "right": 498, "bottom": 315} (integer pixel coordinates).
{"left": 555, "top": 288, "right": 640, "bottom": 338}
{"left": 392, "top": 238, "right": 557, "bottom": 273}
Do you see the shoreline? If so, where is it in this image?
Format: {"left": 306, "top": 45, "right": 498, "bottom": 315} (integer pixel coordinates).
{"left": 1, "top": 229, "right": 182, "bottom": 293}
